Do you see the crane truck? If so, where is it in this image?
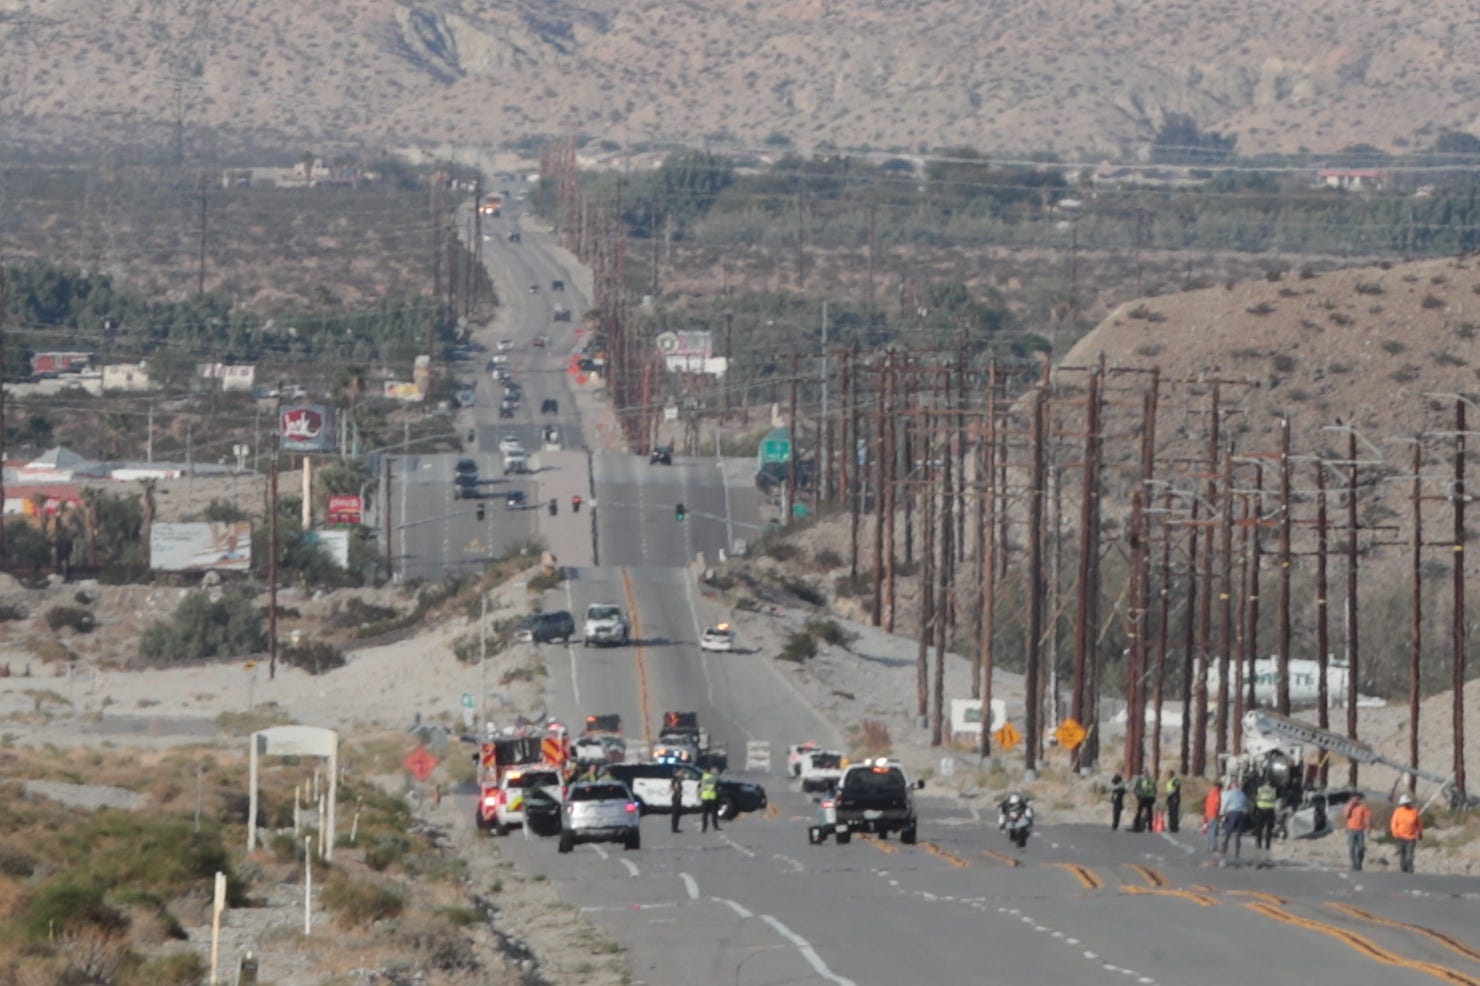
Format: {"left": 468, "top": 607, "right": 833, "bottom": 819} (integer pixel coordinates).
{"left": 1218, "top": 709, "right": 1476, "bottom": 841}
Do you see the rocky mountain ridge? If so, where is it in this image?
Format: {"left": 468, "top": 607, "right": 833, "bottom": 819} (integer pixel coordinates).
{"left": 2, "top": 0, "right": 1476, "bottom": 158}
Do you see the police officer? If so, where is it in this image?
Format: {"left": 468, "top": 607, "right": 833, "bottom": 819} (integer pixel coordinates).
{"left": 1164, "top": 770, "right": 1182, "bottom": 833}
{"left": 700, "top": 770, "right": 722, "bottom": 832}
{"left": 1109, "top": 774, "right": 1127, "bottom": 831}
{"left": 1133, "top": 772, "right": 1157, "bottom": 832}
{"left": 669, "top": 774, "right": 684, "bottom": 833}
{"left": 1253, "top": 780, "right": 1279, "bottom": 850}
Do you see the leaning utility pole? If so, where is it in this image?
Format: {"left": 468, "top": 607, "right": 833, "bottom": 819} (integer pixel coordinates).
{"left": 1315, "top": 462, "right": 1332, "bottom": 774}
{"left": 871, "top": 356, "right": 888, "bottom": 626}
{"left": 978, "top": 361, "right": 1000, "bottom": 759}
{"left": 916, "top": 429, "right": 935, "bottom": 725}
{"left": 1192, "top": 382, "right": 1221, "bottom": 775}
{"left": 1216, "top": 445, "right": 1236, "bottom": 759}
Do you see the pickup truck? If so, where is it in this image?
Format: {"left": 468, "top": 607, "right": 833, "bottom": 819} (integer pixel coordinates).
{"left": 809, "top": 759, "right": 922, "bottom": 845}
{"left": 798, "top": 750, "right": 847, "bottom": 793}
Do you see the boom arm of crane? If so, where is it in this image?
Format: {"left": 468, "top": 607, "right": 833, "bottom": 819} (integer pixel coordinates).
{"left": 1243, "top": 710, "right": 1476, "bottom": 809}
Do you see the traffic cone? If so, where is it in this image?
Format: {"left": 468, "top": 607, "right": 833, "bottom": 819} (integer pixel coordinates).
{"left": 1153, "top": 811, "right": 1165, "bottom": 833}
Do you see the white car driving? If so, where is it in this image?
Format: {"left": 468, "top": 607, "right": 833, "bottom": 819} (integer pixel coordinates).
{"left": 499, "top": 435, "right": 524, "bottom": 456}
{"left": 699, "top": 624, "right": 735, "bottom": 652}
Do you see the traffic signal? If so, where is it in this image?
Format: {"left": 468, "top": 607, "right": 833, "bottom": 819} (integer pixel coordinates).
{"left": 675, "top": 502, "right": 686, "bottom": 521}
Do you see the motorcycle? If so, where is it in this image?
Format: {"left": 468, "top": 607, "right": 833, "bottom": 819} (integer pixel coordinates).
{"left": 998, "top": 795, "right": 1034, "bottom": 850}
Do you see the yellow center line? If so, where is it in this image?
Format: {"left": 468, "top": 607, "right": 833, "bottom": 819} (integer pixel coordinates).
{"left": 1242, "top": 903, "right": 1480, "bottom": 986}
{"left": 920, "top": 842, "right": 971, "bottom": 868}
{"left": 1125, "top": 863, "right": 1166, "bottom": 888}
{"left": 1227, "top": 890, "right": 1287, "bottom": 906}
{"left": 982, "top": 849, "right": 1021, "bottom": 867}
{"left": 1122, "top": 885, "right": 1219, "bottom": 907}
{"left": 1325, "top": 903, "right": 1480, "bottom": 965}
{"left": 765, "top": 803, "right": 781, "bottom": 819}
{"left": 859, "top": 834, "right": 899, "bottom": 855}
{"left": 620, "top": 569, "right": 653, "bottom": 745}
{"left": 1051, "top": 862, "right": 1103, "bottom": 889}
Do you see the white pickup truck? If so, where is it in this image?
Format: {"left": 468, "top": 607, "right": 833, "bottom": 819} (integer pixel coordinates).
{"left": 799, "top": 750, "right": 847, "bottom": 793}
{"left": 583, "top": 603, "right": 630, "bottom": 647}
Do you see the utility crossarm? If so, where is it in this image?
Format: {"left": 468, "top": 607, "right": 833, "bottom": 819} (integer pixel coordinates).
{"left": 1245, "top": 710, "right": 1476, "bottom": 808}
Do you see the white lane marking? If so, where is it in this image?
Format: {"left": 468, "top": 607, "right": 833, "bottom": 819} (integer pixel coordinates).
{"left": 563, "top": 579, "right": 580, "bottom": 706}
{"left": 723, "top": 834, "right": 757, "bottom": 857}
{"left": 619, "top": 858, "right": 639, "bottom": 877}
{"left": 681, "top": 872, "right": 700, "bottom": 900}
{"left": 714, "top": 896, "right": 753, "bottom": 918}
{"left": 1158, "top": 831, "right": 1195, "bottom": 855}
{"left": 772, "top": 853, "right": 805, "bottom": 873}
{"left": 969, "top": 805, "right": 981, "bottom": 823}
{"left": 592, "top": 845, "right": 609, "bottom": 860}
{"left": 581, "top": 901, "right": 676, "bottom": 913}
{"left": 759, "top": 914, "right": 858, "bottom": 986}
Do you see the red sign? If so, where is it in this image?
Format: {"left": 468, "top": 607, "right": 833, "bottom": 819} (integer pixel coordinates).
{"left": 402, "top": 747, "right": 439, "bottom": 783}
{"left": 280, "top": 405, "right": 332, "bottom": 452}
{"left": 327, "top": 494, "right": 363, "bottom": 526}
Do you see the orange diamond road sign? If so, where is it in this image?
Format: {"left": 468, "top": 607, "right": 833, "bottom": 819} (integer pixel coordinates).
{"left": 402, "top": 747, "right": 439, "bottom": 783}
{"left": 994, "top": 723, "right": 1022, "bottom": 750}
{"left": 1055, "top": 718, "right": 1087, "bottom": 751}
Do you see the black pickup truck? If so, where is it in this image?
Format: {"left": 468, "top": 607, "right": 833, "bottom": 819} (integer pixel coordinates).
{"left": 809, "top": 759, "right": 923, "bottom": 845}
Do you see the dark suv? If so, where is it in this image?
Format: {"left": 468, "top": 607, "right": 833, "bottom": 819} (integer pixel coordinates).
{"left": 602, "top": 762, "right": 767, "bottom": 821}
{"left": 515, "top": 610, "right": 575, "bottom": 644}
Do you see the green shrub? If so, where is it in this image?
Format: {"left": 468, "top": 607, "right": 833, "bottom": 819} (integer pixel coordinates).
{"left": 834, "top": 571, "right": 872, "bottom": 598}
{"left": 330, "top": 597, "right": 399, "bottom": 629}
{"left": 527, "top": 569, "right": 564, "bottom": 593}
{"left": 760, "top": 540, "right": 801, "bottom": 562}
{"left": 805, "top": 617, "right": 856, "bottom": 648}
{"left": 321, "top": 874, "right": 405, "bottom": 927}
{"left": 0, "top": 602, "right": 27, "bottom": 622}
{"left": 25, "top": 878, "right": 126, "bottom": 941}
{"left": 125, "top": 951, "right": 208, "bottom": 986}
{"left": 365, "top": 834, "right": 412, "bottom": 872}
{"left": 779, "top": 576, "right": 825, "bottom": 607}
{"left": 280, "top": 640, "right": 346, "bottom": 675}
{"left": 139, "top": 591, "right": 267, "bottom": 662}
{"left": 45, "top": 605, "right": 97, "bottom": 633}
{"left": 777, "top": 631, "right": 817, "bottom": 663}
{"left": 812, "top": 548, "right": 845, "bottom": 570}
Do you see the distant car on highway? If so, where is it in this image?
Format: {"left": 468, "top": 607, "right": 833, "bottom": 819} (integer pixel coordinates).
{"left": 497, "top": 339, "right": 514, "bottom": 352}
{"left": 553, "top": 305, "right": 571, "bottom": 322}
{"left": 498, "top": 404, "right": 515, "bottom": 419}
{"left": 506, "top": 490, "right": 527, "bottom": 510}
{"left": 541, "top": 398, "right": 558, "bottom": 414}
{"left": 499, "top": 436, "right": 524, "bottom": 455}
{"left": 551, "top": 279, "right": 565, "bottom": 291}
{"left": 699, "top": 624, "right": 735, "bottom": 652}
{"left": 514, "top": 610, "right": 575, "bottom": 644}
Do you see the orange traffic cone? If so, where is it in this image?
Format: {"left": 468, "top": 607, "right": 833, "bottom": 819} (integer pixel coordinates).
{"left": 1152, "top": 811, "right": 1165, "bottom": 833}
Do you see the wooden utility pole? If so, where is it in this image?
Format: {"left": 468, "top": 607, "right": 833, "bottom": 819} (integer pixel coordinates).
{"left": 885, "top": 358, "right": 899, "bottom": 631}
{"left": 1192, "top": 382, "right": 1220, "bottom": 775}
{"left": 871, "top": 356, "right": 888, "bottom": 626}
{"left": 1243, "top": 466, "right": 1264, "bottom": 720}
{"left": 1152, "top": 493, "right": 1173, "bottom": 777}
{"left": 786, "top": 353, "right": 800, "bottom": 524}
{"left": 935, "top": 400, "right": 955, "bottom": 748}
{"left": 1276, "top": 416, "right": 1293, "bottom": 715}
{"left": 978, "top": 362, "right": 1000, "bottom": 757}
{"left": 1344, "top": 429, "right": 1362, "bottom": 787}
{"left": 1314, "top": 462, "right": 1331, "bottom": 782}
{"left": 1216, "top": 446, "right": 1235, "bottom": 759}
{"left": 384, "top": 456, "right": 393, "bottom": 577}
{"left": 1024, "top": 388, "right": 1047, "bottom": 775}
{"left": 1452, "top": 400, "right": 1468, "bottom": 801}
{"left": 847, "top": 345, "right": 862, "bottom": 577}
{"left": 1409, "top": 437, "right": 1423, "bottom": 796}
{"left": 196, "top": 173, "right": 208, "bottom": 296}
{"left": 1124, "top": 373, "right": 1160, "bottom": 776}
{"left": 0, "top": 270, "right": 6, "bottom": 572}
{"left": 1180, "top": 495, "right": 1199, "bottom": 776}
{"left": 1072, "top": 358, "right": 1103, "bottom": 768}
{"left": 916, "top": 429, "right": 934, "bottom": 725}
{"left": 269, "top": 449, "right": 279, "bottom": 680}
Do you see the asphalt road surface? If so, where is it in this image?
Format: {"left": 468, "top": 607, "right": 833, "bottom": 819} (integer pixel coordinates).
{"left": 456, "top": 200, "right": 1480, "bottom": 985}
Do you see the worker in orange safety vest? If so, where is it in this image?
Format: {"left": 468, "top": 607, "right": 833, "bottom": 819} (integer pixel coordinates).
{"left": 1389, "top": 794, "right": 1423, "bottom": 873}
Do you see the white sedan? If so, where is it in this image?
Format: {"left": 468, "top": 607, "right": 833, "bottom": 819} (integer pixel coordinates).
{"left": 699, "top": 624, "right": 735, "bottom": 652}
{"left": 496, "top": 338, "right": 514, "bottom": 352}
{"left": 499, "top": 435, "right": 524, "bottom": 455}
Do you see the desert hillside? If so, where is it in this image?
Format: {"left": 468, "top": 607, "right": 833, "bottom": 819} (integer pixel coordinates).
{"left": 2, "top": 0, "right": 1478, "bottom": 157}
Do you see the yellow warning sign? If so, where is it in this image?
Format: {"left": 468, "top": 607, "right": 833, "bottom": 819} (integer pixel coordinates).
{"left": 994, "top": 722, "right": 1022, "bottom": 750}
{"left": 1055, "top": 718, "right": 1087, "bottom": 751}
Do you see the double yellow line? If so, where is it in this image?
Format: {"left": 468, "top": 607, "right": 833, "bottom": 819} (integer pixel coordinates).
{"left": 1051, "top": 862, "right": 1104, "bottom": 889}
{"left": 1242, "top": 902, "right": 1480, "bottom": 986}
{"left": 620, "top": 569, "right": 653, "bottom": 745}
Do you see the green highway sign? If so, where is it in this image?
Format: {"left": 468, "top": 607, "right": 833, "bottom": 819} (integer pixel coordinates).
{"left": 461, "top": 692, "right": 475, "bottom": 708}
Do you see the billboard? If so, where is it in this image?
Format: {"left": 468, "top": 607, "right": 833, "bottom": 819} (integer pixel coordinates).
{"left": 304, "top": 530, "right": 350, "bottom": 569}
{"left": 280, "top": 405, "right": 335, "bottom": 453}
{"left": 383, "top": 381, "right": 422, "bottom": 402}
{"left": 326, "top": 494, "right": 363, "bottom": 526}
{"left": 150, "top": 522, "right": 252, "bottom": 571}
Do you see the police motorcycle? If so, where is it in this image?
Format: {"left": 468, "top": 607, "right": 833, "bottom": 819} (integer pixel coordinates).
{"left": 998, "top": 793, "right": 1034, "bottom": 849}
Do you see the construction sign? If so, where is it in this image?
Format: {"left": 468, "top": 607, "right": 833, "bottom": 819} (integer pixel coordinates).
{"left": 994, "top": 722, "right": 1022, "bottom": 750}
{"left": 402, "top": 746, "right": 439, "bottom": 783}
{"left": 1055, "top": 718, "right": 1087, "bottom": 751}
